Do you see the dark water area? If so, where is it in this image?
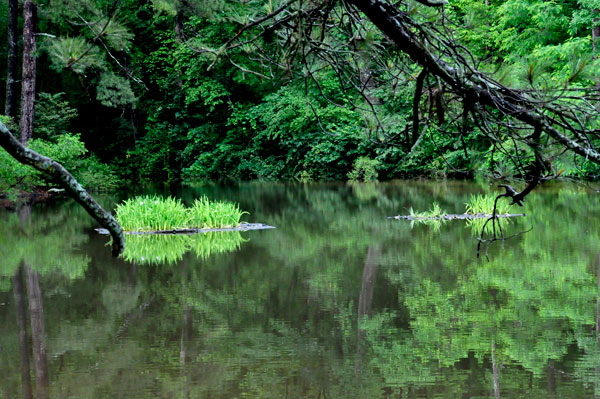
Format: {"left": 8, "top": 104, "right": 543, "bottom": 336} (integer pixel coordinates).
{"left": 1, "top": 180, "right": 600, "bottom": 398}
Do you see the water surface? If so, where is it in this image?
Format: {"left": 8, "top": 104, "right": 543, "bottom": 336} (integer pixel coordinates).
{"left": 1, "top": 181, "right": 600, "bottom": 398}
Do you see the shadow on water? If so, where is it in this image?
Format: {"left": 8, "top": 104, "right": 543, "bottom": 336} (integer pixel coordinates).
{"left": 2, "top": 181, "right": 600, "bottom": 398}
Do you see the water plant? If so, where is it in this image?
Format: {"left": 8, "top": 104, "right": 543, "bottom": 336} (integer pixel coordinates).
{"left": 188, "top": 196, "right": 248, "bottom": 229}
{"left": 465, "top": 194, "right": 513, "bottom": 235}
{"left": 408, "top": 202, "right": 446, "bottom": 231}
{"left": 409, "top": 202, "right": 445, "bottom": 219}
{"left": 115, "top": 195, "right": 248, "bottom": 232}
{"left": 465, "top": 194, "right": 511, "bottom": 215}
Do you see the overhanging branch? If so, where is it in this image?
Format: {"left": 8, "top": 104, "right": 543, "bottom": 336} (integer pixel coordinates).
{"left": 0, "top": 121, "right": 125, "bottom": 256}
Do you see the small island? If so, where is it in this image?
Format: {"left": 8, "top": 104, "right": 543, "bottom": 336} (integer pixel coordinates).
{"left": 95, "top": 195, "right": 275, "bottom": 235}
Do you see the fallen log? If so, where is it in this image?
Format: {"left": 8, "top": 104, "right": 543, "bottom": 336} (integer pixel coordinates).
{"left": 95, "top": 222, "right": 276, "bottom": 235}
{"left": 388, "top": 213, "right": 526, "bottom": 221}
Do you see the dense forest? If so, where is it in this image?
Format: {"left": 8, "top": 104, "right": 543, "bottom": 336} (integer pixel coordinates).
{"left": 1, "top": 0, "right": 600, "bottom": 192}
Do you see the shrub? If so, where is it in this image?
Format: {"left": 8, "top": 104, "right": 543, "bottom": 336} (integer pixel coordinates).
{"left": 0, "top": 133, "right": 120, "bottom": 196}
{"left": 348, "top": 157, "right": 380, "bottom": 182}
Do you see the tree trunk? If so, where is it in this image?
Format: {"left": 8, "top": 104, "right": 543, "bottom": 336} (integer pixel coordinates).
{"left": 0, "top": 121, "right": 126, "bottom": 255}
{"left": 19, "top": 0, "right": 37, "bottom": 144}
{"left": 12, "top": 265, "right": 33, "bottom": 399}
{"left": 24, "top": 265, "right": 49, "bottom": 399}
{"left": 5, "top": 0, "right": 19, "bottom": 117}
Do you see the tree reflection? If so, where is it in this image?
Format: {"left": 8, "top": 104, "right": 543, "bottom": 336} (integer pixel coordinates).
{"left": 24, "top": 264, "right": 49, "bottom": 399}
{"left": 12, "top": 265, "right": 32, "bottom": 399}
{"left": 1, "top": 183, "right": 600, "bottom": 397}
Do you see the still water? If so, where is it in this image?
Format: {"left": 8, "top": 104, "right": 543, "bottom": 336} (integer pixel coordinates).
{"left": 1, "top": 181, "right": 600, "bottom": 398}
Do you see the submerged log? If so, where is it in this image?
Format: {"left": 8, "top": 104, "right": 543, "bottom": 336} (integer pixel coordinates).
{"left": 388, "top": 213, "right": 526, "bottom": 221}
{"left": 95, "top": 222, "right": 276, "bottom": 235}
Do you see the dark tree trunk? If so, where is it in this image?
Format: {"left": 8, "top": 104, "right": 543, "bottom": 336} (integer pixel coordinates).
{"left": 5, "top": 0, "right": 19, "bottom": 117}
{"left": 12, "top": 265, "right": 33, "bottom": 399}
{"left": 24, "top": 265, "right": 49, "bottom": 399}
{"left": 19, "top": 0, "right": 37, "bottom": 144}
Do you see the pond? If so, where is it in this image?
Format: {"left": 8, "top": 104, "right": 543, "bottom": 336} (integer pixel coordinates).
{"left": 1, "top": 180, "right": 600, "bottom": 398}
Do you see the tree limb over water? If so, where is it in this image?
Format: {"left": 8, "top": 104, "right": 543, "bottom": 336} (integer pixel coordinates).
{"left": 0, "top": 121, "right": 125, "bottom": 256}
{"left": 207, "top": 0, "right": 600, "bottom": 195}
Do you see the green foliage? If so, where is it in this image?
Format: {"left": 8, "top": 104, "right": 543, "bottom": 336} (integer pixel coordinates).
{"left": 465, "top": 193, "right": 512, "bottom": 215}
{"left": 96, "top": 73, "right": 136, "bottom": 107}
{"left": 0, "top": 134, "right": 120, "bottom": 194}
{"left": 115, "top": 195, "right": 190, "bottom": 231}
{"left": 34, "top": 92, "right": 79, "bottom": 139}
{"left": 188, "top": 196, "right": 248, "bottom": 228}
{"left": 348, "top": 157, "right": 379, "bottom": 182}
{"left": 115, "top": 195, "right": 248, "bottom": 231}
{"left": 409, "top": 202, "right": 445, "bottom": 218}
{"left": 0, "top": 115, "right": 18, "bottom": 132}
{"left": 465, "top": 193, "right": 514, "bottom": 235}
{"left": 408, "top": 202, "right": 446, "bottom": 231}
{"left": 4, "top": 0, "right": 598, "bottom": 184}
{"left": 45, "top": 36, "right": 105, "bottom": 74}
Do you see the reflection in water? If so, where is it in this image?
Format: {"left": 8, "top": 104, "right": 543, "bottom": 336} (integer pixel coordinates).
{"left": 12, "top": 266, "right": 32, "bottom": 399}
{"left": 1, "top": 182, "right": 600, "bottom": 398}
{"left": 24, "top": 265, "right": 49, "bottom": 399}
{"left": 122, "top": 231, "right": 245, "bottom": 265}
{"left": 356, "top": 244, "right": 380, "bottom": 374}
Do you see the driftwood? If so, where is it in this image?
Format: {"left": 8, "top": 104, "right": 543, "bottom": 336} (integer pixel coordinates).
{"left": 388, "top": 213, "right": 526, "bottom": 221}
{"left": 95, "top": 222, "right": 276, "bottom": 236}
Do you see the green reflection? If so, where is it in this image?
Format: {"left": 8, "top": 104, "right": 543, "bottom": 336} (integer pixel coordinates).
{"left": 1, "top": 182, "right": 600, "bottom": 398}
{"left": 0, "top": 203, "right": 93, "bottom": 288}
{"left": 122, "top": 231, "right": 246, "bottom": 265}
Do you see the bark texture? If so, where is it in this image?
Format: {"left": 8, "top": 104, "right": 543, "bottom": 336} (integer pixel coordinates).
{"left": 19, "top": 0, "right": 37, "bottom": 144}
{"left": 5, "top": 0, "right": 19, "bottom": 117}
{"left": 0, "top": 121, "right": 126, "bottom": 256}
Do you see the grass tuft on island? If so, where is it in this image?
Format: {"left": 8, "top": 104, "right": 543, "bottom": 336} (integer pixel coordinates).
{"left": 115, "top": 195, "right": 248, "bottom": 232}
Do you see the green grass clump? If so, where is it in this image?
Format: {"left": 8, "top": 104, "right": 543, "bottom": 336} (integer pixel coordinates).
{"left": 408, "top": 202, "right": 446, "bottom": 231}
{"left": 465, "top": 194, "right": 513, "bottom": 235}
{"left": 465, "top": 194, "right": 511, "bottom": 215}
{"left": 115, "top": 195, "right": 247, "bottom": 232}
{"left": 116, "top": 195, "right": 189, "bottom": 231}
{"left": 409, "top": 202, "right": 445, "bottom": 218}
{"left": 188, "top": 197, "right": 248, "bottom": 229}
